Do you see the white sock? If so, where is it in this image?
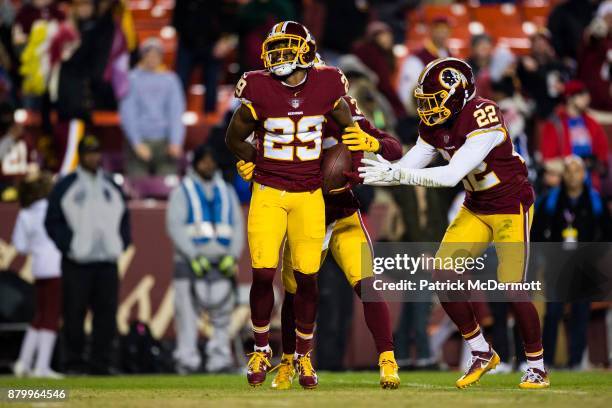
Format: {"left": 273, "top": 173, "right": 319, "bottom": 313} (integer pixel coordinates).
{"left": 254, "top": 345, "right": 271, "bottom": 353}
{"left": 527, "top": 358, "right": 545, "bottom": 372}
{"left": 34, "top": 330, "right": 57, "bottom": 373}
{"left": 466, "top": 333, "right": 489, "bottom": 353}
{"left": 17, "top": 327, "right": 38, "bottom": 369}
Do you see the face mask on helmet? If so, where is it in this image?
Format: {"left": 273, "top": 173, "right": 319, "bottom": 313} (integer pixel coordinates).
{"left": 414, "top": 87, "right": 452, "bottom": 126}
{"left": 261, "top": 35, "right": 310, "bottom": 77}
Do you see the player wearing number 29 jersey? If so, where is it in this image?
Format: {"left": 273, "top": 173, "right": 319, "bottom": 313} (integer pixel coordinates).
{"left": 359, "top": 57, "right": 548, "bottom": 390}
{"left": 226, "top": 21, "right": 355, "bottom": 389}
{"left": 236, "top": 65, "right": 348, "bottom": 192}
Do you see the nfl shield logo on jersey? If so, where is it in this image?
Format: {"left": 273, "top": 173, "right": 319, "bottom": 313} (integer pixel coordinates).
{"left": 444, "top": 134, "right": 450, "bottom": 144}
{"left": 290, "top": 98, "right": 301, "bottom": 109}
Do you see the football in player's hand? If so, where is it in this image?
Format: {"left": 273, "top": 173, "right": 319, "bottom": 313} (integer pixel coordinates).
{"left": 322, "top": 143, "right": 352, "bottom": 194}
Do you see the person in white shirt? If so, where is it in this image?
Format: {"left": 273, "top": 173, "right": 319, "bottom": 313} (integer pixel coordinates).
{"left": 12, "top": 172, "right": 63, "bottom": 379}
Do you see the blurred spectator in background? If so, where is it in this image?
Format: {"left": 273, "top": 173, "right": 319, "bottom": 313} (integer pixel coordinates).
{"left": 172, "top": 0, "right": 236, "bottom": 113}
{"left": 468, "top": 33, "right": 493, "bottom": 77}
{"left": 540, "top": 80, "right": 609, "bottom": 190}
{"left": 45, "top": 135, "right": 131, "bottom": 375}
{"left": 577, "top": 1, "right": 612, "bottom": 115}
{"left": 12, "top": 0, "right": 64, "bottom": 51}
{"left": 119, "top": 37, "right": 185, "bottom": 177}
{"left": 467, "top": 33, "right": 494, "bottom": 99}
{"left": 53, "top": 0, "right": 118, "bottom": 173}
{"left": 11, "top": 172, "right": 63, "bottom": 379}
{"left": 398, "top": 16, "right": 452, "bottom": 115}
{"left": 0, "top": 103, "right": 38, "bottom": 201}
{"left": 547, "top": 0, "right": 600, "bottom": 64}
{"left": 517, "top": 29, "right": 570, "bottom": 120}
{"left": 533, "top": 156, "right": 610, "bottom": 369}
{"left": 166, "top": 144, "right": 243, "bottom": 373}
{"left": 0, "top": 4, "right": 14, "bottom": 105}
{"left": 353, "top": 21, "right": 406, "bottom": 121}
{"left": 317, "top": 0, "right": 368, "bottom": 66}
{"left": 237, "top": 0, "right": 294, "bottom": 72}
{"left": 338, "top": 55, "right": 396, "bottom": 132}
{"left": 491, "top": 75, "right": 534, "bottom": 178}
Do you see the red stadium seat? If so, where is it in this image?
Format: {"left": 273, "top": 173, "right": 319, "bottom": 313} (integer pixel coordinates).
{"left": 471, "top": 3, "right": 523, "bottom": 37}
{"left": 521, "top": 0, "right": 551, "bottom": 28}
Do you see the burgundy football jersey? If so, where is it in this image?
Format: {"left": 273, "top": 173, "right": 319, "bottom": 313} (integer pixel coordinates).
{"left": 323, "top": 96, "right": 403, "bottom": 224}
{"left": 418, "top": 97, "right": 534, "bottom": 214}
{"left": 235, "top": 66, "right": 348, "bottom": 192}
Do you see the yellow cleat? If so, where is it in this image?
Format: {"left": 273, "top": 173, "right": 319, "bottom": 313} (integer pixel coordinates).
{"left": 379, "top": 351, "right": 400, "bottom": 389}
{"left": 270, "top": 354, "right": 296, "bottom": 390}
{"left": 519, "top": 368, "right": 550, "bottom": 389}
{"left": 456, "top": 348, "right": 500, "bottom": 389}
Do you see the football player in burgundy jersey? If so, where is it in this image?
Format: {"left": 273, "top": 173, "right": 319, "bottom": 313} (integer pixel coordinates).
{"left": 359, "top": 58, "right": 549, "bottom": 389}
{"left": 270, "top": 95, "right": 403, "bottom": 389}
{"left": 225, "top": 21, "right": 355, "bottom": 388}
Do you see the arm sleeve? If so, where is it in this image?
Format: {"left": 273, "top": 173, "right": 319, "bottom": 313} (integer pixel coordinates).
{"left": 396, "top": 137, "right": 439, "bottom": 169}
{"left": 398, "top": 130, "right": 506, "bottom": 187}
{"left": 358, "top": 117, "right": 403, "bottom": 161}
{"left": 11, "top": 212, "right": 29, "bottom": 254}
{"left": 227, "top": 187, "right": 245, "bottom": 259}
{"left": 166, "top": 187, "right": 198, "bottom": 260}
{"left": 119, "top": 77, "right": 142, "bottom": 146}
{"left": 168, "top": 73, "right": 186, "bottom": 147}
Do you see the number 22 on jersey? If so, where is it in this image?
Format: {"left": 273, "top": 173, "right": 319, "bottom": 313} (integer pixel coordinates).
{"left": 439, "top": 149, "right": 500, "bottom": 192}
{"left": 263, "top": 116, "right": 324, "bottom": 161}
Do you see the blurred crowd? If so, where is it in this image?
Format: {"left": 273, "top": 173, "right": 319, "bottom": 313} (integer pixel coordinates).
{"left": 0, "top": 0, "right": 611, "bottom": 375}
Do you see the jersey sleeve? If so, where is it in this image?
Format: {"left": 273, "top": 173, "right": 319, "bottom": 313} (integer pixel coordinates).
{"left": 234, "top": 72, "right": 260, "bottom": 120}
{"left": 322, "top": 67, "right": 349, "bottom": 108}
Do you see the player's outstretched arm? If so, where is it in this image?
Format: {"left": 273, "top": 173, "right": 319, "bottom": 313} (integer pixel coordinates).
{"left": 353, "top": 137, "right": 439, "bottom": 186}
{"left": 342, "top": 120, "right": 403, "bottom": 160}
{"left": 359, "top": 130, "right": 504, "bottom": 187}
{"left": 225, "top": 104, "right": 257, "bottom": 163}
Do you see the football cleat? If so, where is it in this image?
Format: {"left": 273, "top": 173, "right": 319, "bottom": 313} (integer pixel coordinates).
{"left": 246, "top": 350, "right": 272, "bottom": 387}
{"left": 519, "top": 368, "right": 550, "bottom": 389}
{"left": 378, "top": 351, "right": 400, "bottom": 389}
{"left": 295, "top": 352, "right": 318, "bottom": 389}
{"left": 456, "top": 348, "right": 500, "bottom": 389}
{"left": 270, "top": 355, "right": 296, "bottom": 390}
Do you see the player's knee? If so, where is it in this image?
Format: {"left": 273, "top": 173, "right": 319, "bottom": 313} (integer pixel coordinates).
{"left": 293, "top": 271, "right": 318, "bottom": 298}
{"left": 252, "top": 267, "right": 276, "bottom": 285}
{"left": 353, "top": 277, "right": 381, "bottom": 301}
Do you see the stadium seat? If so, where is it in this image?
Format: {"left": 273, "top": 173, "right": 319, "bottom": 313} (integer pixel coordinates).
{"left": 521, "top": 0, "right": 552, "bottom": 27}
{"left": 471, "top": 3, "right": 524, "bottom": 39}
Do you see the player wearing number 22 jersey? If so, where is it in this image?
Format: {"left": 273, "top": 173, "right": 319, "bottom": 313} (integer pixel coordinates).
{"left": 359, "top": 57, "right": 549, "bottom": 390}
{"left": 225, "top": 21, "right": 355, "bottom": 389}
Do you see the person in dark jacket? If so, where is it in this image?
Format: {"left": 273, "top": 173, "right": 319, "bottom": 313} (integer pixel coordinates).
{"left": 517, "top": 29, "right": 571, "bottom": 120}
{"left": 533, "top": 155, "right": 610, "bottom": 369}
{"left": 45, "top": 135, "right": 131, "bottom": 375}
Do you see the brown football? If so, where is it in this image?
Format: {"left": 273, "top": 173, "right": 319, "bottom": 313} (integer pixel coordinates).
{"left": 321, "top": 142, "right": 352, "bottom": 194}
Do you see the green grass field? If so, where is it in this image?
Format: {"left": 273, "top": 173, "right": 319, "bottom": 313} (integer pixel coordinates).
{"left": 1, "top": 371, "right": 611, "bottom": 407}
